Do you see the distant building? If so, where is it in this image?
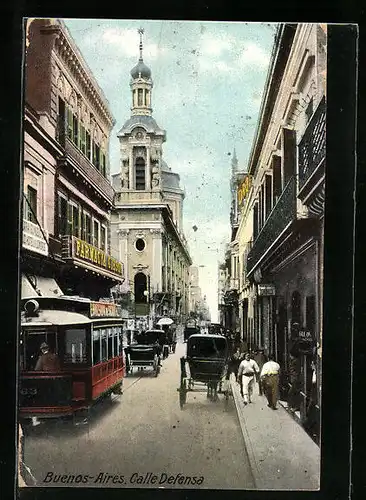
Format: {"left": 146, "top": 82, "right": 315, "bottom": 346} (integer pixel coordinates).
{"left": 110, "top": 29, "right": 192, "bottom": 323}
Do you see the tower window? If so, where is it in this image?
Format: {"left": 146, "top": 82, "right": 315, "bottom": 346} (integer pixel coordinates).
{"left": 138, "top": 89, "right": 143, "bottom": 106}
{"left": 135, "top": 157, "right": 146, "bottom": 190}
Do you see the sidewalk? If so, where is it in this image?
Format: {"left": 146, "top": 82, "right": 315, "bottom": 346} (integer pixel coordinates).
{"left": 230, "top": 377, "right": 320, "bottom": 490}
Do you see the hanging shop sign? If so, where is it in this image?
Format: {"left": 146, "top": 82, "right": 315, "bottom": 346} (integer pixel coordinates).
{"left": 237, "top": 174, "right": 252, "bottom": 206}
{"left": 292, "top": 329, "right": 315, "bottom": 355}
{"left": 71, "top": 236, "right": 124, "bottom": 278}
{"left": 22, "top": 219, "right": 48, "bottom": 256}
{"left": 90, "top": 301, "right": 118, "bottom": 318}
{"left": 257, "top": 284, "right": 276, "bottom": 296}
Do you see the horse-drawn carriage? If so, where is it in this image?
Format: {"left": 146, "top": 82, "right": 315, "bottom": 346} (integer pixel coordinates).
{"left": 183, "top": 324, "right": 200, "bottom": 342}
{"left": 125, "top": 330, "right": 162, "bottom": 377}
{"left": 177, "top": 334, "right": 232, "bottom": 409}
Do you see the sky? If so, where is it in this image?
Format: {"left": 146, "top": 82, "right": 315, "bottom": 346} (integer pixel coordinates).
{"left": 63, "top": 19, "right": 277, "bottom": 322}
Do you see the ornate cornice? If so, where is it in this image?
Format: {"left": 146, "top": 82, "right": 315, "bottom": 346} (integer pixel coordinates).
{"left": 53, "top": 20, "right": 115, "bottom": 130}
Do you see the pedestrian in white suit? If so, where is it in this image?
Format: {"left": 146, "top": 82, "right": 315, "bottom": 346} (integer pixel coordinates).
{"left": 237, "top": 353, "right": 260, "bottom": 404}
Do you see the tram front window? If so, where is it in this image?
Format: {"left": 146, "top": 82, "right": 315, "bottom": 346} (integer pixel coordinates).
{"left": 23, "top": 331, "right": 58, "bottom": 370}
{"left": 64, "top": 328, "right": 87, "bottom": 363}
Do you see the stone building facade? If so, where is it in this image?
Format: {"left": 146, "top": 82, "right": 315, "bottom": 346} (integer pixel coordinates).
{"left": 22, "top": 18, "right": 124, "bottom": 300}
{"left": 110, "top": 30, "right": 191, "bottom": 324}
{"left": 236, "top": 23, "right": 326, "bottom": 441}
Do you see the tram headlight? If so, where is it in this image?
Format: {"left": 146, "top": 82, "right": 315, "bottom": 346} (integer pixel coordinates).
{"left": 24, "top": 299, "right": 39, "bottom": 316}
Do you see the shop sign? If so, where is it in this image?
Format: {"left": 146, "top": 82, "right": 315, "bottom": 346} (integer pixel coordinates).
{"left": 258, "top": 284, "right": 276, "bottom": 296}
{"left": 22, "top": 219, "right": 48, "bottom": 256}
{"left": 295, "top": 329, "right": 315, "bottom": 354}
{"left": 72, "top": 236, "right": 124, "bottom": 277}
{"left": 90, "top": 301, "right": 118, "bottom": 318}
{"left": 237, "top": 175, "right": 252, "bottom": 206}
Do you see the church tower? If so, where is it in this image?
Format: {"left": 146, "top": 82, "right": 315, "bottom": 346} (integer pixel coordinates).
{"left": 116, "top": 28, "right": 166, "bottom": 194}
{"left": 111, "top": 29, "right": 191, "bottom": 326}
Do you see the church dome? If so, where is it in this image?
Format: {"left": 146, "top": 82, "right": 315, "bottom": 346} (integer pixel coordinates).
{"left": 131, "top": 59, "right": 151, "bottom": 80}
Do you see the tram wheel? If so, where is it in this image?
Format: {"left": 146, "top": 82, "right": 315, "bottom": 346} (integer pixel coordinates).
{"left": 179, "top": 379, "right": 187, "bottom": 409}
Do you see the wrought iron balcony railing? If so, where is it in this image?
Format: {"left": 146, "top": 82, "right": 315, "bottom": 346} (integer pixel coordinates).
{"left": 57, "top": 131, "right": 114, "bottom": 205}
{"left": 298, "top": 96, "right": 326, "bottom": 190}
{"left": 247, "top": 176, "right": 296, "bottom": 275}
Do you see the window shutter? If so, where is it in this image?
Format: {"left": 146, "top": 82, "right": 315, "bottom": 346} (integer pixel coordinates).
{"left": 282, "top": 128, "right": 297, "bottom": 187}
{"left": 67, "top": 108, "right": 73, "bottom": 140}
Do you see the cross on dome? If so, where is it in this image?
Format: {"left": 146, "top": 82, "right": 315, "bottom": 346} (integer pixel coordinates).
{"left": 138, "top": 28, "right": 144, "bottom": 61}
{"left": 130, "top": 27, "right": 151, "bottom": 80}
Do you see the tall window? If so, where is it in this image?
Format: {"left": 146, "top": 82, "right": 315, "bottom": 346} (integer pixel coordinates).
{"left": 272, "top": 155, "right": 282, "bottom": 202}
{"left": 100, "top": 225, "right": 106, "bottom": 251}
{"left": 83, "top": 212, "right": 92, "bottom": 243}
{"left": 68, "top": 202, "right": 80, "bottom": 237}
{"left": 138, "top": 89, "right": 143, "bottom": 106}
{"left": 92, "top": 329, "right": 100, "bottom": 365}
{"left": 93, "top": 142, "right": 100, "bottom": 170}
{"left": 72, "top": 114, "right": 79, "bottom": 145}
{"left": 80, "top": 124, "right": 86, "bottom": 155}
{"left": 57, "top": 194, "right": 68, "bottom": 237}
{"left": 86, "top": 131, "right": 91, "bottom": 161}
{"left": 64, "top": 328, "right": 87, "bottom": 363}
{"left": 108, "top": 328, "right": 114, "bottom": 359}
{"left": 57, "top": 97, "right": 66, "bottom": 144}
{"left": 100, "top": 152, "right": 106, "bottom": 177}
{"left": 93, "top": 220, "right": 100, "bottom": 248}
{"left": 67, "top": 107, "right": 73, "bottom": 140}
{"left": 253, "top": 202, "right": 259, "bottom": 240}
{"left": 101, "top": 330, "right": 107, "bottom": 362}
{"left": 265, "top": 174, "right": 272, "bottom": 219}
{"left": 135, "top": 157, "right": 146, "bottom": 190}
{"left": 134, "top": 272, "right": 147, "bottom": 303}
{"left": 26, "top": 186, "right": 37, "bottom": 224}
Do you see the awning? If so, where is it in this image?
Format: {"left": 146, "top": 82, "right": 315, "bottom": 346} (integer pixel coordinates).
{"left": 21, "top": 275, "right": 39, "bottom": 299}
{"left": 21, "top": 275, "right": 64, "bottom": 298}
{"left": 34, "top": 276, "right": 64, "bottom": 297}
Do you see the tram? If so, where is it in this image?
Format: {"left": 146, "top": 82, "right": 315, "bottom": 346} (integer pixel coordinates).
{"left": 19, "top": 295, "right": 125, "bottom": 422}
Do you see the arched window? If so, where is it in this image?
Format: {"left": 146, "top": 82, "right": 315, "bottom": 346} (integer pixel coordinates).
{"left": 135, "top": 157, "right": 145, "bottom": 190}
{"left": 134, "top": 272, "right": 147, "bottom": 303}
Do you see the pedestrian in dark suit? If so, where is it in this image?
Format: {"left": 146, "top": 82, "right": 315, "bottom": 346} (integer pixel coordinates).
{"left": 253, "top": 349, "right": 266, "bottom": 395}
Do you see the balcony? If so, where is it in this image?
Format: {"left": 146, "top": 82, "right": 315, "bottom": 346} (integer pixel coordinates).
{"left": 298, "top": 96, "right": 326, "bottom": 193}
{"left": 61, "top": 235, "right": 124, "bottom": 282}
{"left": 59, "top": 137, "right": 114, "bottom": 205}
{"left": 247, "top": 176, "right": 296, "bottom": 276}
{"left": 22, "top": 219, "right": 48, "bottom": 257}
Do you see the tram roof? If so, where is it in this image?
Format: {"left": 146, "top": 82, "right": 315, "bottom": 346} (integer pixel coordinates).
{"left": 188, "top": 334, "right": 226, "bottom": 340}
{"left": 21, "top": 309, "right": 91, "bottom": 326}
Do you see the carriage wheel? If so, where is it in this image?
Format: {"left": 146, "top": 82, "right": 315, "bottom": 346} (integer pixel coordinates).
{"left": 179, "top": 379, "right": 187, "bottom": 409}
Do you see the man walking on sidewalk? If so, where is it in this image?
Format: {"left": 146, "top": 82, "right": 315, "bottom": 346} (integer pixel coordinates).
{"left": 260, "top": 354, "right": 280, "bottom": 410}
{"left": 237, "top": 353, "right": 260, "bottom": 405}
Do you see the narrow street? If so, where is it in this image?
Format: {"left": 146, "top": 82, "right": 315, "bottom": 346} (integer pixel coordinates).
{"left": 22, "top": 332, "right": 255, "bottom": 489}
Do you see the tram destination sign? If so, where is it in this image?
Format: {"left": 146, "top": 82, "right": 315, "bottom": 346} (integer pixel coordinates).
{"left": 90, "top": 301, "right": 118, "bottom": 318}
{"left": 71, "top": 236, "right": 124, "bottom": 278}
